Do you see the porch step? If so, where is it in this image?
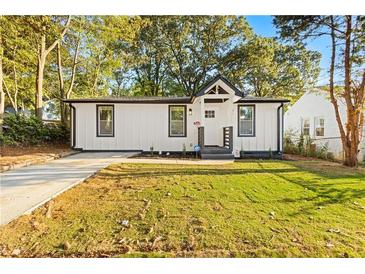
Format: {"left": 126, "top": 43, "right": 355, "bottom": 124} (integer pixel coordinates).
{"left": 201, "top": 153, "right": 234, "bottom": 160}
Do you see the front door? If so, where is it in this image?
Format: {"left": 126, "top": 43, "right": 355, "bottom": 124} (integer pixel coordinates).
{"left": 204, "top": 106, "right": 221, "bottom": 146}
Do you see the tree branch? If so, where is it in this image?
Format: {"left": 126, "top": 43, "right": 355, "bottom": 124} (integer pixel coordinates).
{"left": 45, "top": 16, "right": 72, "bottom": 56}
{"left": 66, "top": 36, "right": 81, "bottom": 98}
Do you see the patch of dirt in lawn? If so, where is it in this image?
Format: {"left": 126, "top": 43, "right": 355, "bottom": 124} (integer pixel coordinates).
{"left": 284, "top": 154, "right": 365, "bottom": 175}
{"left": 283, "top": 154, "right": 326, "bottom": 162}
{"left": 0, "top": 144, "right": 72, "bottom": 171}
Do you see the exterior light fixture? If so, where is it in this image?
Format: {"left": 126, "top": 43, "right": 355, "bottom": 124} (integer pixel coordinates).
{"left": 189, "top": 108, "right": 192, "bottom": 116}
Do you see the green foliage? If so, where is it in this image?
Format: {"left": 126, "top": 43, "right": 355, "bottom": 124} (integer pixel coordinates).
{"left": 0, "top": 114, "right": 69, "bottom": 146}
{"left": 221, "top": 36, "right": 320, "bottom": 101}
{"left": 0, "top": 15, "right": 322, "bottom": 117}
{"left": 284, "top": 132, "right": 335, "bottom": 161}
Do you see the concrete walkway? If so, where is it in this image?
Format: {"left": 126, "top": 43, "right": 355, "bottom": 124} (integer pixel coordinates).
{"left": 0, "top": 152, "right": 136, "bottom": 226}
{"left": 0, "top": 152, "right": 233, "bottom": 226}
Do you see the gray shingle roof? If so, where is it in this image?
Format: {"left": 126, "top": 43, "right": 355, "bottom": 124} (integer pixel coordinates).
{"left": 63, "top": 96, "right": 192, "bottom": 104}
{"left": 235, "top": 96, "right": 290, "bottom": 103}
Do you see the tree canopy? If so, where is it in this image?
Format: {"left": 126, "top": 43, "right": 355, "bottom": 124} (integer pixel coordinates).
{"left": 0, "top": 15, "right": 321, "bottom": 121}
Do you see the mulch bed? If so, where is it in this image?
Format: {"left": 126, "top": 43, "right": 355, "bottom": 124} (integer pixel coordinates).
{"left": 0, "top": 144, "right": 74, "bottom": 172}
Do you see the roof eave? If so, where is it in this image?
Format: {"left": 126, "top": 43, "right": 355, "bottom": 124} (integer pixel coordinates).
{"left": 62, "top": 98, "right": 194, "bottom": 104}
{"left": 234, "top": 99, "right": 290, "bottom": 104}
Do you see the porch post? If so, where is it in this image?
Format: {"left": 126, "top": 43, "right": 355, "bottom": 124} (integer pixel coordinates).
{"left": 200, "top": 97, "right": 205, "bottom": 127}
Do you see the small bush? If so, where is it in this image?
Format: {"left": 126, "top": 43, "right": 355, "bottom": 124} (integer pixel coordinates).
{"left": 284, "top": 132, "right": 334, "bottom": 161}
{"left": 0, "top": 113, "right": 69, "bottom": 146}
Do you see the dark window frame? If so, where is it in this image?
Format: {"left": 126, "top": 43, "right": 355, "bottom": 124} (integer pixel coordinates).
{"left": 168, "top": 105, "right": 187, "bottom": 137}
{"left": 302, "top": 118, "right": 310, "bottom": 136}
{"left": 315, "top": 116, "right": 325, "bottom": 137}
{"left": 205, "top": 110, "right": 215, "bottom": 118}
{"left": 237, "top": 104, "right": 256, "bottom": 137}
{"left": 96, "top": 104, "right": 115, "bottom": 137}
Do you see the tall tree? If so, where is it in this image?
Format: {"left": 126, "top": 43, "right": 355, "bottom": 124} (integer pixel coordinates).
{"left": 56, "top": 17, "right": 84, "bottom": 125}
{"left": 27, "top": 16, "right": 71, "bottom": 119}
{"left": 126, "top": 16, "right": 167, "bottom": 96}
{"left": 71, "top": 16, "right": 142, "bottom": 98}
{"left": 160, "top": 16, "right": 252, "bottom": 96}
{"left": 274, "top": 16, "right": 365, "bottom": 166}
{"left": 0, "top": 26, "right": 4, "bottom": 133}
{"left": 220, "top": 36, "right": 320, "bottom": 100}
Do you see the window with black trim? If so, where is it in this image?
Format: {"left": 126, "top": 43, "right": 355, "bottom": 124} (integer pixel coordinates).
{"left": 97, "top": 105, "right": 114, "bottom": 137}
{"left": 238, "top": 105, "right": 255, "bottom": 136}
{"left": 302, "top": 118, "right": 310, "bottom": 136}
{"left": 205, "top": 110, "right": 215, "bottom": 118}
{"left": 169, "top": 105, "right": 186, "bottom": 137}
{"left": 315, "top": 116, "right": 325, "bottom": 137}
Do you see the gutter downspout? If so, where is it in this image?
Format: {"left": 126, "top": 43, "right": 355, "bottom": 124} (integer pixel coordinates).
{"left": 70, "top": 103, "right": 76, "bottom": 149}
{"left": 277, "top": 103, "right": 284, "bottom": 157}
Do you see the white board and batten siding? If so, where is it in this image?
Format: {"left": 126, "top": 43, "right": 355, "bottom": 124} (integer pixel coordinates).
{"left": 73, "top": 102, "right": 198, "bottom": 152}
{"left": 70, "top": 76, "right": 286, "bottom": 156}
{"left": 72, "top": 101, "right": 282, "bottom": 156}
{"left": 285, "top": 90, "right": 365, "bottom": 161}
{"left": 232, "top": 103, "right": 283, "bottom": 156}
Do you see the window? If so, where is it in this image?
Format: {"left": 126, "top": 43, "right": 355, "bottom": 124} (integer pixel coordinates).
{"left": 205, "top": 110, "right": 215, "bottom": 118}
{"left": 97, "top": 105, "right": 114, "bottom": 137}
{"left": 315, "top": 117, "right": 325, "bottom": 137}
{"left": 169, "top": 105, "right": 186, "bottom": 137}
{"left": 302, "top": 118, "right": 310, "bottom": 136}
{"left": 238, "top": 105, "right": 255, "bottom": 136}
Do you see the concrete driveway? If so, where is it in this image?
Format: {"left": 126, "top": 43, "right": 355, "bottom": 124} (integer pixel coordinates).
{"left": 0, "top": 152, "right": 136, "bottom": 226}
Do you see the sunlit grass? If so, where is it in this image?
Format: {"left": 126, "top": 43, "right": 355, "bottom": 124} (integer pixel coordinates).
{"left": 1, "top": 160, "right": 364, "bottom": 257}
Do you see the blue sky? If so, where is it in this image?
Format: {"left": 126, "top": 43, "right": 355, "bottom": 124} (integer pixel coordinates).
{"left": 245, "top": 16, "right": 331, "bottom": 86}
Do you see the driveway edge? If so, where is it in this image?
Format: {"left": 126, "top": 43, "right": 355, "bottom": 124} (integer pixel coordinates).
{"left": 4, "top": 171, "right": 98, "bottom": 226}
{"left": 0, "top": 150, "right": 81, "bottom": 173}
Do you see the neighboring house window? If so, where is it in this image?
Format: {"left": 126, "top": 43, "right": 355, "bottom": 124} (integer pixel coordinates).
{"left": 315, "top": 117, "right": 325, "bottom": 137}
{"left": 205, "top": 110, "right": 215, "bottom": 118}
{"left": 97, "top": 105, "right": 114, "bottom": 137}
{"left": 169, "top": 105, "right": 186, "bottom": 137}
{"left": 238, "top": 105, "right": 255, "bottom": 136}
{"left": 302, "top": 118, "right": 310, "bottom": 136}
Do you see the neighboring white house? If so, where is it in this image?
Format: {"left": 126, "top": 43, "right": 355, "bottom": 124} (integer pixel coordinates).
{"left": 64, "top": 75, "right": 289, "bottom": 159}
{"left": 284, "top": 89, "right": 365, "bottom": 162}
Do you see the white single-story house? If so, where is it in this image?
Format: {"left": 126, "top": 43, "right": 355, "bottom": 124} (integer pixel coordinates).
{"left": 284, "top": 89, "right": 365, "bottom": 162}
{"left": 64, "top": 75, "right": 289, "bottom": 159}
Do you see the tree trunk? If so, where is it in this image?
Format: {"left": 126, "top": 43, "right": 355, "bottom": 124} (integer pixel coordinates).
{"left": 92, "top": 62, "right": 101, "bottom": 96}
{"left": 57, "top": 43, "right": 66, "bottom": 124}
{"left": 0, "top": 43, "right": 4, "bottom": 135}
{"left": 12, "top": 46, "right": 18, "bottom": 112}
{"left": 35, "top": 16, "right": 71, "bottom": 120}
{"left": 35, "top": 35, "right": 46, "bottom": 119}
{"left": 342, "top": 15, "right": 359, "bottom": 167}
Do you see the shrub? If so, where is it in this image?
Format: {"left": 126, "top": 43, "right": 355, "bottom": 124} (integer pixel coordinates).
{"left": 0, "top": 113, "right": 69, "bottom": 146}
{"left": 284, "top": 132, "right": 334, "bottom": 162}
{"left": 284, "top": 131, "right": 299, "bottom": 154}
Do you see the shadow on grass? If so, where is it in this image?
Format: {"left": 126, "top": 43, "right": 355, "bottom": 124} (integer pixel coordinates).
{"left": 274, "top": 171, "right": 365, "bottom": 217}
{"left": 97, "top": 162, "right": 365, "bottom": 214}
{"left": 96, "top": 167, "right": 299, "bottom": 179}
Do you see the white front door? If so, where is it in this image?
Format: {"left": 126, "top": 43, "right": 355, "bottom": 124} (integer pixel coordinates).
{"left": 204, "top": 106, "right": 221, "bottom": 146}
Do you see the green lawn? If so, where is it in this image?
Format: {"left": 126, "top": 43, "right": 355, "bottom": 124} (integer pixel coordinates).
{"left": 1, "top": 160, "right": 365, "bottom": 258}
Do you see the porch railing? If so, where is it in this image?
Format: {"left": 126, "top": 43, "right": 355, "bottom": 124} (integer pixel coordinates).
{"left": 223, "top": 126, "right": 233, "bottom": 152}
{"left": 198, "top": 126, "right": 205, "bottom": 150}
